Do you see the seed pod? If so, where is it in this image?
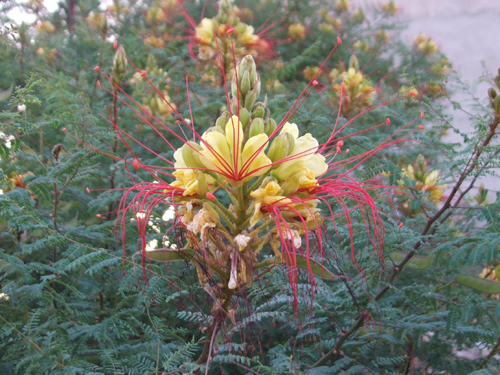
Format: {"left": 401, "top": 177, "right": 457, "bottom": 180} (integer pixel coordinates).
{"left": 264, "top": 118, "right": 277, "bottom": 137}
{"left": 215, "top": 111, "right": 231, "bottom": 128}
{"left": 248, "top": 118, "right": 264, "bottom": 138}
{"left": 267, "top": 134, "right": 290, "bottom": 164}
{"left": 182, "top": 142, "right": 204, "bottom": 169}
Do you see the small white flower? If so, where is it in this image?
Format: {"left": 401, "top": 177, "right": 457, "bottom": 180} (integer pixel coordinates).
{"left": 0, "top": 292, "right": 9, "bottom": 301}
{"left": 17, "top": 104, "right": 26, "bottom": 113}
{"left": 234, "top": 233, "right": 251, "bottom": 251}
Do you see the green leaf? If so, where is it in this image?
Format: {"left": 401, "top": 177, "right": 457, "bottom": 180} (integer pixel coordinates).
{"left": 145, "top": 248, "right": 195, "bottom": 262}
{"left": 388, "top": 252, "right": 433, "bottom": 270}
{"left": 455, "top": 274, "right": 500, "bottom": 294}
{"left": 255, "top": 255, "right": 337, "bottom": 280}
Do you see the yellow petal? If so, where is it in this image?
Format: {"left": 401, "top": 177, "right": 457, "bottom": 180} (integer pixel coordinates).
{"left": 280, "top": 122, "right": 299, "bottom": 139}
{"left": 200, "top": 131, "right": 232, "bottom": 175}
{"left": 225, "top": 115, "right": 244, "bottom": 157}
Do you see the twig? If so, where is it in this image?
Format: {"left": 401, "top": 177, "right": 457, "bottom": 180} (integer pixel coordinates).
{"left": 477, "top": 336, "right": 500, "bottom": 370}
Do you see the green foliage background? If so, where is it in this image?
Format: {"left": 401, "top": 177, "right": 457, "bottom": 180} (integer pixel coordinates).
{"left": 1, "top": 0, "right": 500, "bottom": 374}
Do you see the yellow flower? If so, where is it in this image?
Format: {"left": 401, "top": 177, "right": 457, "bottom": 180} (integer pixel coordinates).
{"left": 250, "top": 180, "right": 291, "bottom": 226}
{"left": 273, "top": 122, "right": 328, "bottom": 181}
{"left": 199, "top": 116, "right": 272, "bottom": 180}
{"left": 195, "top": 18, "right": 215, "bottom": 45}
{"left": 171, "top": 169, "right": 207, "bottom": 197}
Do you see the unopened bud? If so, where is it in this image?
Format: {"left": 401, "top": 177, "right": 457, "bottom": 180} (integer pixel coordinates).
{"left": 488, "top": 87, "right": 497, "bottom": 99}
{"left": 268, "top": 134, "right": 290, "bottom": 164}
{"left": 248, "top": 118, "right": 264, "bottom": 138}
{"left": 348, "top": 54, "right": 360, "bottom": 71}
{"left": 182, "top": 142, "right": 203, "bottom": 169}
{"left": 112, "top": 46, "right": 127, "bottom": 84}
{"left": 264, "top": 118, "right": 277, "bottom": 136}
{"left": 239, "top": 108, "right": 250, "bottom": 129}
{"left": 251, "top": 102, "right": 265, "bottom": 118}
{"left": 205, "top": 125, "right": 225, "bottom": 135}
{"left": 240, "top": 70, "right": 251, "bottom": 95}
{"left": 495, "top": 95, "right": 500, "bottom": 113}
{"left": 244, "top": 79, "right": 260, "bottom": 109}
{"left": 216, "top": 111, "right": 231, "bottom": 128}
{"left": 282, "top": 132, "right": 295, "bottom": 155}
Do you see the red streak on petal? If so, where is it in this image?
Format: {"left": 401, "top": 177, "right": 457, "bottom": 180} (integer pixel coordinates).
{"left": 133, "top": 159, "right": 140, "bottom": 169}
{"left": 206, "top": 192, "right": 216, "bottom": 200}
{"left": 337, "top": 37, "right": 342, "bottom": 45}
{"left": 96, "top": 214, "right": 102, "bottom": 218}
{"left": 226, "top": 27, "right": 235, "bottom": 34}
{"left": 386, "top": 118, "right": 391, "bottom": 125}
{"left": 94, "top": 66, "right": 100, "bottom": 71}
{"left": 113, "top": 40, "right": 118, "bottom": 49}
{"left": 140, "top": 71, "right": 147, "bottom": 77}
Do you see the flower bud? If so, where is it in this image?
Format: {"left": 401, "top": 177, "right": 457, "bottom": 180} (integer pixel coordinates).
{"left": 282, "top": 132, "right": 295, "bottom": 155}
{"left": 112, "top": 46, "right": 127, "bottom": 85}
{"left": 215, "top": 111, "right": 231, "bottom": 128}
{"left": 348, "top": 54, "right": 360, "bottom": 71}
{"left": 248, "top": 118, "right": 264, "bottom": 138}
{"left": 239, "top": 107, "right": 250, "bottom": 129}
{"left": 495, "top": 95, "right": 500, "bottom": 114}
{"left": 251, "top": 102, "right": 265, "bottom": 118}
{"left": 267, "top": 133, "right": 290, "bottom": 164}
{"left": 182, "top": 142, "right": 204, "bottom": 169}
{"left": 264, "top": 118, "right": 277, "bottom": 136}
{"left": 240, "top": 70, "right": 251, "bottom": 95}
{"left": 488, "top": 87, "right": 497, "bottom": 99}
{"left": 205, "top": 125, "right": 225, "bottom": 135}
{"left": 238, "top": 56, "right": 251, "bottom": 77}
{"left": 244, "top": 78, "right": 260, "bottom": 109}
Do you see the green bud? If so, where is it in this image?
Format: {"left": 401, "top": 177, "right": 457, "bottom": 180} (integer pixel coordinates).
{"left": 488, "top": 87, "right": 497, "bottom": 99}
{"left": 112, "top": 46, "right": 127, "bottom": 84}
{"left": 248, "top": 118, "right": 264, "bottom": 138}
{"left": 240, "top": 70, "right": 251, "bottom": 95}
{"left": 239, "top": 107, "right": 250, "bottom": 129}
{"left": 238, "top": 56, "right": 250, "bottom": 77}
{"left": 251, "top": 102, "right": 265, "bottom": 118}
{"left": 249, "top": 58, "right": 257, "bottom": 87}
{"left": 264, "top": 118, "right": 277, "bottom": 137}
{"left": 182, "top": 141, "right": 204, "bottom": 169}
{"left": 205, "top": 125, "right": 225, "bottom": 135}
{"left": 216, "top": 111, "right": 231, "bottom": 128}
{"left": 281, "top": 132, "right": 295, "bottom": 155}
{"left": 244, "top": 78, "right": 260, "bottom": 109}
{"left": 495, "top": 95, "right": 500, "bottom": 113}
{"left": 267, "top": 134, "right": 290, "bottom": 165}
{"left": 349, "top": 54, "right": 360, "bottom": 71}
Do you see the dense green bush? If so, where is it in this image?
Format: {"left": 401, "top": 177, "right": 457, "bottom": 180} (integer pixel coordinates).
{"left": 1, "top": 1, "right": 499, "bottom": 374}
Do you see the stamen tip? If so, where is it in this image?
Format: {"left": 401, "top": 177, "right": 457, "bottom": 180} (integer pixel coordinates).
{"left": 140, "top": 70, "right": 147, "bottom": 77}
{"left": 312, "top": 80, "right": 319, "bottom": 86}
{"left": 336, "top": 140, "right": 344, "bottom": 147}
{"left": 94, "top": 66, "right": 100, "bottom": 71}
{"left": 398, "top": 222, "right": 404, "bottom": 228}
{"left": 133, "top": 159, "right": 140, "bottom": 169}
{"left": 96, "top": 214, "right": 102, "bottom": 218}
{"left": 420, "top": 111, "right": 425, "bottom": 119}
{"left": 226, "top": 27, "right": 235, "bottom": 34}
{"left": 96, "top": 80, "right": 101, "bottom": 87}
{"left": 206, "top": 192, "right": 216, "bottom": 201}
{"left": 386, "top": 118, "right": 391, "bottom": 125}
{"left": 86, "top": 187, "right": 90, "bottom": 193}
{"left": 409, "top": 91, "right": 416, "bottom": 96}
{"left": 418, "top": 125, "right": 425, "bottom": 130}
{"left": 337, "top": 36, "right": 342, "bottom": 45}
{"left": 62, "top": 127, "right": 66, "bottom": 132}
{"left": 113, "top": 40, "right": 118, "bottom": 49}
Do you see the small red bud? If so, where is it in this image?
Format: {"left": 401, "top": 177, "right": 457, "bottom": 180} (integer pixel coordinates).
{"left": 206, "top": 192, "right": 216, "bottom": 201}
{"left": 226, "top": 27, "right": 235, "bottom": 34}
{"left": 386, "top": 118, "right": 391, "bottom": 125}
{"left": 96, "top": 80, "right": 101, "bottom": 87}
{"left": 418, "top": 125, "right": 425, "bottom": 130}
{"left": 409, "top": 91, "right": 416, "bottom": 96}
{"left": 86, "top": 187, "right": 90, "bottom": 193}
{"left": 420, "top": 111, "right": 425, "bottom": 119}
{"left": 140, "top": 70, "right": 147, "bottom": 77}
{"left": 133, "top": 159, "right": 139, "bottom": 169}
{"left": 62, "top": 128, "right": 67, "bottom": 132}
{"left": 113, "top": 40, "right": 118, "bottom": 49}
{"left": 96, "top": 214, "right": 102, "bottom": 218}
{"left": 94, "top": 66, "right": 100, "bottom": 71}
{"left": 337, "top": 37, "right": 342, "bottom": 45}
{"left": 398, "top": 222, "right": 404, "bottom": 228}
{"left": 312, "top": 80, "right": 318, "bottom": 86}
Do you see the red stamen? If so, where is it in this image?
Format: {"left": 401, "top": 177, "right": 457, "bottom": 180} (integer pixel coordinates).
{"left": 398, "top": 222, "right": 404, "bottom": 228}
{"left": 133, "top": 159, "right": 140, "bottom": 169}
{"left": 336, "top": 140, "right": 344, "bottom": 147}
{"left": 113, "top": 40, "right": 118, "bottom": 49}
{"left": 346, "top": 149, "right": 350, "bottom": 154}
{"left": 96, "top": 214, "right": 102, "bottom": 218}
{"left": 418, "top": 125, "right": 424, "bottom": 130}
{"left": 312, "top": 80, "right": 318, "bottom": 86}
{"left": 140, "top": 70, "right": 147, "bottom": 77}
{"left": 206, "top": 192, "right": 216, "bottom": 201}
{"left": 409, "top": 91, "right": 416, "bottom": 96}
{"left": 337, "top": 37, "right": 342, "bottom": 45}
{"left": 97, "top": 80, "right": 101, "bottom": 87}
{"left": 386, "top": 118, "right": 391, "bottom": 125}
{"left": 226, "top": 27, "right": 235, "bottom": 34}
{"left": 94, "top": 66, "right": 100, "bottom": 71}
{"left": 420, "top": 111, "right": 424, "bottom": 119}
{"left": 86, "top": 187, "right": 90, "bottom": 193}
{"left": 62, "top": 128, "right": 66, "bottom": 132}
